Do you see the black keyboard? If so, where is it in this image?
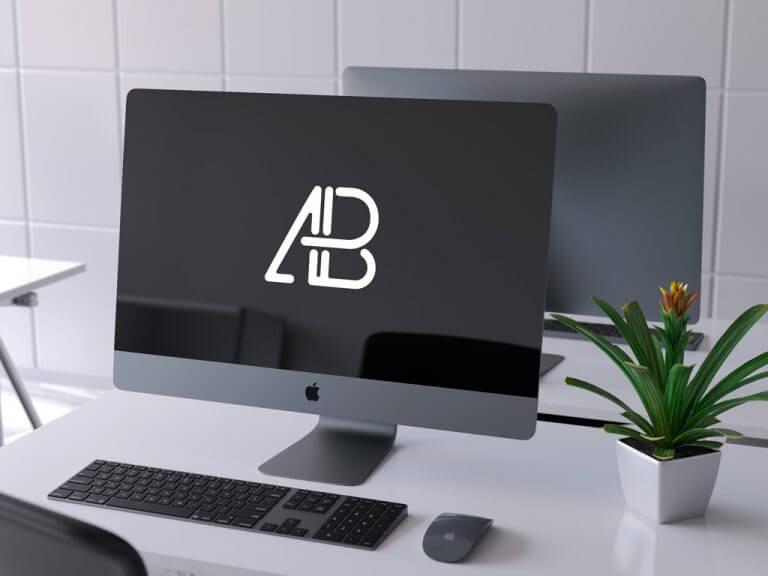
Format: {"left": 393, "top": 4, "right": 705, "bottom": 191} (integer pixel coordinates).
{"left": 543, "top": 318, "right": 704, "bottom": 351}
{"left": 49, "top": 460, "right": 407, "bottom": 550}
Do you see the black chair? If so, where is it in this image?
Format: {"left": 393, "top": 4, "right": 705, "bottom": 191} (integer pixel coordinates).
{"left": 0, "top": 491, "right": 146, "bottom": 576}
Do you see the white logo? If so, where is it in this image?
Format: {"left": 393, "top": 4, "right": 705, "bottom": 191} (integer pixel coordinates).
{"left": 265, "top": 185, "right": 379, "bottom": 290}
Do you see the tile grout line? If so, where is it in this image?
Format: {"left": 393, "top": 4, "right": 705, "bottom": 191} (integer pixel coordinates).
{"left": 28, "top": 221, "right": 120, "bottom": 234}
{"left": 10, "top": 0, "right": 39, "bottom": 367}
{"left": 455, "top": 0, "right": 461, "bottom": 69}
{"left": 220, "top": 0, "right": 228, "bottom": 90}
{"left": 112, "top": 0, "right": 123, "bottom": 151}
{"left": 714, "top": 272, "right": 768, "bottom": 282}
{"left": 711, "top": 0, "right": 734, "bottom": 319}
{"left": 584, "top": 0, "right": 593, "bottom": 72}
{"left": 334, "top": 0, "right": 342, "bottom": 94}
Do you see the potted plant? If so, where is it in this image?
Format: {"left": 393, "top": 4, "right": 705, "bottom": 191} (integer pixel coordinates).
{"left": 550, "top": 282, "right": 768, "bottom": 524}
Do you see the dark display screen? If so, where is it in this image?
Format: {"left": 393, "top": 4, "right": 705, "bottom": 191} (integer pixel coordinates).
{"left": 117, "top": 90, "right": 555, "bottom": 397}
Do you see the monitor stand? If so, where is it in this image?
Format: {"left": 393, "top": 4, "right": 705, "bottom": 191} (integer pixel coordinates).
{"left": 259, "top": 417, "right": 397, "bottom": 486}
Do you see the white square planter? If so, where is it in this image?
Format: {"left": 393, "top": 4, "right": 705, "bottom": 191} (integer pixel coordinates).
{"left": 616, "top": 439, "right": 721, "bottom": 524}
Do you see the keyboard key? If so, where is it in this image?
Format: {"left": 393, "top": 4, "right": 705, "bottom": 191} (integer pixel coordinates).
{"left": 234, "top": 518, "right": 256, "bottom": 528}
{"left": 49, "top": 489, "right": 72, "bottom": 499}
{"left": 68, "top": 476, "right": 92, "bottom": 486}
{"left": 361, "top": 530, "right": 385, "bottom": 548}
{"left": 86, "top": 494, "right": 109, "bottom": 505}
{"left": 68, "top": 491, "right": 89, "bottom": 501}
{"left": 291, "top": 527, "right": 308, "bottom": 537}
{"left": 276, "top": 525, "right": 292, "bottom": 534}
{"left": 260, "top": 523, "right": 278, "bottom": 532}
{"left": 214, "top": 514, "right": 235, "bottom": 525}
{"left": 191, "top": 512, "right": 215, "bottom": 522}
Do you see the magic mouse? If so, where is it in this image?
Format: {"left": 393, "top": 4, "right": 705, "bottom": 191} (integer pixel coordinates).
{"left": 423, "top": 513, "right": 493, "bottom": 563}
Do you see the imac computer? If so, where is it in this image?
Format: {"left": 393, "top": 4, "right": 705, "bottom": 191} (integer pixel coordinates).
{"left": 343, "top": 68, "right": 706, "bottom": 357}
{"left": 115, "top": 90, "right": 557, "bottom": 485}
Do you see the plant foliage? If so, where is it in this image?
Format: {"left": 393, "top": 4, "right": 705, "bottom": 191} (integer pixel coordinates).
{"left": 551, "top": 286, "right": 768, "bottom": 460}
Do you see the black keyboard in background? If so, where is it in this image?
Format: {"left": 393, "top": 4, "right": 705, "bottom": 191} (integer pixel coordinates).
{"left": 543, "top": 318, "right": 704, "bottom": 351}
{"left": 49, "top": 460, "right": 407, "bottom": 550}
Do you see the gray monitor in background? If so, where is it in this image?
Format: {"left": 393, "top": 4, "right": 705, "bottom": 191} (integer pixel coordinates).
{"left": 343, "top": 67, "right": 705, "bottom": 323}
{"left": 116, "top": 90, "right": 557, "bottom": 485}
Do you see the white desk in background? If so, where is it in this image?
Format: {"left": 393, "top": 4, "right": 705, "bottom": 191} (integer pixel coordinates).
{"left": 0, "top": 390, "right": 766, "bottom": 576}
{"left": 540, "top": 316, "right": 768, "bottom": 440}
{"left": 0, "top": 255, "right": 85, "bottom": 445}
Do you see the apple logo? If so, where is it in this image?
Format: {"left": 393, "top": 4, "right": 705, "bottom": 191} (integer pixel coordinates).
{"left": 305, "top": 383, "right": 320, "bottom": 401}
{"left": 443, "top": 532, "right": 456, "bottom": 541}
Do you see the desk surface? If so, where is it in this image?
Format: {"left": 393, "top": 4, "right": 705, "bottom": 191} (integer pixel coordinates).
{"left": 0, "top": 390, "right": 767, "bottom": 576}
{"left": 540, "top": 316, "right": 768, "bottom": 439}
{"left": 0, "top": 255, "right": 85, "bottom": 302}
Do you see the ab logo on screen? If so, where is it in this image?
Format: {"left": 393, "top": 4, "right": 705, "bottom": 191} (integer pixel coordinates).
{"left": 265, "top": 185, "right": 379, "bottom": 290}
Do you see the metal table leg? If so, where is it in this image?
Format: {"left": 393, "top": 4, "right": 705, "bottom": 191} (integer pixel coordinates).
{"left": 0, "top": 333, "right": 42, "bottom": 446}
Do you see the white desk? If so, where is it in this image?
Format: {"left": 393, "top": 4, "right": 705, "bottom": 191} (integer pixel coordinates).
{"left": 0, "top": 255, "right": 85, "bottom": 445}
{"left": 0, "top": 390, "right": 766, "bottom": 575}
{"left": 540, "top": 317, "right": 768, "bottom": 439}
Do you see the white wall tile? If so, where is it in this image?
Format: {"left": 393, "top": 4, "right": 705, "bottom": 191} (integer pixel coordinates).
{"left": 22, "top": 72, "right": 121, "bottom": 227}
{"left": 226, "top": 0, "right": 335, "bottom": 76}
{"left": 340, "top": 0, "right": 456, "bottom": 69}
{"left": 119, "top": 73, "right": 223, "bottom": 125}
{"left": 591, "top": 0, "right": 727, "bottom": 88}
{"left": 226, "top": 76, "right": 336, "bottom": 95}
{"left": 17, "top": 0, "right": 114, "bottom": 69}
{"left": 718, "top": 93, "right": 768, "bottom": 276}
{"left": 714, "top": 275, "right": 768, "bottom": 322}
{"left": 0, "top": 72, "right": 24, "bottom": 219}
{"left": 0, "top": 222, "right": 34, "bottom": 367}
{"left": 461, "top": 0, "right": 587, "bottom": 72}
{"left": 0, "top": 0, "right": 15, "bottom": 66}
{"left": 701, "top": 91, "right": 722, "bottom": 273}
{"left": 729, "top": 0, "right": 768, "bottom": 90}
{"left": 117, "top": 0, "right": 222, "bottom": 73}
{"left": 31, "top": 225, "right": 118, "bottom": 377}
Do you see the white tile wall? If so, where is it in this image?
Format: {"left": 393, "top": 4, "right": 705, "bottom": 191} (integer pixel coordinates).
{"left": 117, "top": 0, "right": 222, "bottom": 73}
{"left": 0, "top": 71, "right": 24, "bottom": 219}
{"left": 0, "top": 0, "right": 15, "bottom": 66}
{"left": 0, "top": 222, "right": 34, "bottom": 366}
{"left": 590, "top": 0, "right": 727, "bottom": 88}
{"left": 31, "top": 225, "right": 118, "bottom": 377}
{"left": 715, "top": 275, "right": 768, "bottom": 323}
{"left": 0, "top": 0, "right": 766, "bottom": 376}
{"left": 227, "top": 76, "right": 336, "bottom": 95}
{"left": 22, "top": 72, "right": 121, "bottom": 227}
{"left": 339, "top": 0, "right": 456, "bottom": 69}
{"left": 225, "top": 0, "right": 336, "bottom": 77}
{"left": 461, "top": 0, "right": 587, "bottom": 72}
{"left": 729, "top": 0, "right": 768, "bottom": 90}
{"left": 717, "top": 93, "right": 768, "bottom": 277}
{"left": 17, "top": 0, "right": 115, "bottom": 69}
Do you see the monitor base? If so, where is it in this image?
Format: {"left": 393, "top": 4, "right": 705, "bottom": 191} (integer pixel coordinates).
{"left": 540, "top": 353, "right": 565, "bottom": 376}
{"left": 258, "top": 416, "right": 397, "bottom": 486}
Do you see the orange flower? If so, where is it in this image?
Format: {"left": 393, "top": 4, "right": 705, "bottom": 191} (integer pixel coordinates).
{"left": 660, "top": 281, "right": 698, "bottom": 317}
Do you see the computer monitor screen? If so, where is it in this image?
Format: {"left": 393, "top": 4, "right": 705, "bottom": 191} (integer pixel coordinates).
{"left": 115, "top": 90, "right": 556, "bottom": 483}
{"left": 343, "top": 68, "right": 705, "bottom": 322}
